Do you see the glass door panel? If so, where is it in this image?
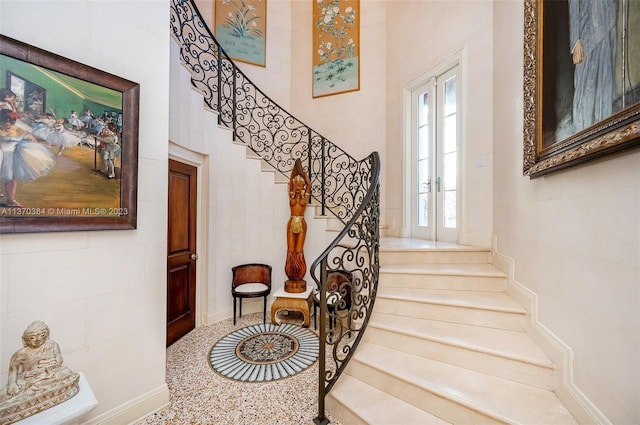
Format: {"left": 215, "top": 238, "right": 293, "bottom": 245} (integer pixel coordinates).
{"left": 411, "top": 66, "right": 459, "bottom": 242}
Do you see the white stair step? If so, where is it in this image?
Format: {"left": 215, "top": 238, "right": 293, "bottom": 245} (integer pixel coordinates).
{"left": 365, "top": 313, "right": 554, "bottom": 390}
{"left": 375, "top": 288, "right": 527, "bottom": 331}
{"left": 327, "top": 374, "right": 451, "bottom": 425}
{"left": 380, "top": 246, "right": 491, "bottom": 265}
{"left": 348, "top": 342, "right": 578, "bottom": 425}
{"left": 380, "top": 263, "right": 506, "bottom": 291}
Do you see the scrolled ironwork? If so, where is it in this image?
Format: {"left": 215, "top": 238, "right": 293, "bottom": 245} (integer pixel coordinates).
{"left": 311, "top": 152, "right": 380, "bottom": 424}
{"left": 170, "top": 1, "right": 381, "bottom": 422}
{"left": 170, "top": 0, "right": 373, "bottom": 224}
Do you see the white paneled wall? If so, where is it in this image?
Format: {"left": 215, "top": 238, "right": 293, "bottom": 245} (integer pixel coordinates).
{"left": 493, "top": 2, "right": 639, "bottom": 424}
{"left": 0, "top": 1, "right": 171, "bottom": 423}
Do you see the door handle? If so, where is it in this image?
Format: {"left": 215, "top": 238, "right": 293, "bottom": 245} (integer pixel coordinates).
{"left": 191, "top": 253, "right": 199, "bottom": 261}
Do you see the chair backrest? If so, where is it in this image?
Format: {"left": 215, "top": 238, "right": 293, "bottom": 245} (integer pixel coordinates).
{"left": 232, "top": 263, "right": 272, "bottom": 289}
{"left": 327, "top": 270, "right": 352, "bottom": 306}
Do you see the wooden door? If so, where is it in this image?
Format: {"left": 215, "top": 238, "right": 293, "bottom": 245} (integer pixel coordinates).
{"left": 167, "top": 159, "right": 197, "bottom": 346}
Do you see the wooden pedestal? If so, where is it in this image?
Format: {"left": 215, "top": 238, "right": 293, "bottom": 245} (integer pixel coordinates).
{"left": 271, "top": 286, "right": 313, "bottom": 327}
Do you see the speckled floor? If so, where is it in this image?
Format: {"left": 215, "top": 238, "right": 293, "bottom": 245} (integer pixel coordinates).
{"left": 134, "top": 313, "right": 341, "bottom": 425}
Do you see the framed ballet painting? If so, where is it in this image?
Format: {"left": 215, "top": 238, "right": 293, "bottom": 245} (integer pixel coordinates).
{"left": 0, "top": 35, "right": 139, "bottom": 234}
{"left": 214, "top": 0, "right": 267, "bottom": 67}
{"left": 523, "top": 0, "right": 640, "bottom": 178}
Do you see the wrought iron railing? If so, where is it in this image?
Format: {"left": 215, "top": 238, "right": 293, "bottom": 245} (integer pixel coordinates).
{"left": 170, "top": 0, "right": 381, "bottom": 422}
{"left": 311, "top": 152, "right": 380, "bottom": 424}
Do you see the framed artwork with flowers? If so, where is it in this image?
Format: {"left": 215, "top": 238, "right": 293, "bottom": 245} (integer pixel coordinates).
{"left": 313, "top": 0, "right": 360, "bottom": 98}
{"left": 214, "top": 0, "right": 267, "bottom": 67}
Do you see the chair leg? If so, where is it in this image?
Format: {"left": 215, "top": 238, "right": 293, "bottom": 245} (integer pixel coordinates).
{"left": 233, "top": 297, "right": 237, "bottom": 326}
{"left": 239, "top": 298, "right": 242, "bottom": 319}
{"left": 263, "top": 296, "right": 267, "bottom": 324}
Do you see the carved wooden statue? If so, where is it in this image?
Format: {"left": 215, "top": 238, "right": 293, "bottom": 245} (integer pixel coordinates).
{"left": 285, "top": 159, "right": 312, "bottom": 293}
{"left": 0, "top": 321, "right": 79, "bottom": 424}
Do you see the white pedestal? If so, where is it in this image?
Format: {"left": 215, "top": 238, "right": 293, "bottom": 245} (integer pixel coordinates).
{"left": 18, "top": 373, "right": 97, "bottom": 425}
{"left": 273, "top": 286, "right": 313, "bottom": 299}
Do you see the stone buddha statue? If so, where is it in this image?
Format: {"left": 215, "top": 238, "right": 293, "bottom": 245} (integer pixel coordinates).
{"left": 0, "top": 321, "right": 79, "bottom": 424}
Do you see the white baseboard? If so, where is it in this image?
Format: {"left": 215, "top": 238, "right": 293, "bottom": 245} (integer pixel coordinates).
{"left": 81, "top": 384, "right": 170, "bottom": 425}
{"left": 491, "top": 244, "right": 611, "bottom": 425}
{"left": 204, "top": 298, "right": 270, "bottom": 325}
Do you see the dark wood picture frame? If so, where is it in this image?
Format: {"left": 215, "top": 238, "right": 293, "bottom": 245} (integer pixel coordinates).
{"left": 0, "top": 35, "right": 139, "bottom": 233}
{"left": 523, "top": 0, "right": 640, "bottom": 178}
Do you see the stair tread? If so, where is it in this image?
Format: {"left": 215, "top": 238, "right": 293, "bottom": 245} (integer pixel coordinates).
{"left": 377, "top": 288, "right": 526, "bottom": 313}
{"left": 380, "top": 263, "right": 506, "bottom": 277}
{"left": 369, "top": 313, "right": 553, "bottom": 368}
{"left": 380, "top": 237, "right": 489, "bottom": 252}
{"left": 330, "top": 374, "right": 451, "bottom": 425}
{"left": 354, "top": 342, "right": 578, "bottom": 425}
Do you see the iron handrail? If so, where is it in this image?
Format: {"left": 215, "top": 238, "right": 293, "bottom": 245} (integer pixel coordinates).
{"left": 311, "top": 152, "right": 380, "bottom": 424}
{"left": 170, "top": 1, "right": 381, "bottom": 422}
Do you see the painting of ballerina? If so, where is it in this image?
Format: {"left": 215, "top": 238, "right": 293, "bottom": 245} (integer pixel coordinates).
{"left": 313, "top": 0, "right": 359, "bottom": 98}
{"left": 0, "top": 35, "right": 139, "bottom": 233}
{"left": 214, "top": 0, "right": 267, "bottom": 67}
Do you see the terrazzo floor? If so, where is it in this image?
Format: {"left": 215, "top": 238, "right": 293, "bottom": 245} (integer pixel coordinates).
{"left": 134, "top": 313, "right": 342, "bottom": 425}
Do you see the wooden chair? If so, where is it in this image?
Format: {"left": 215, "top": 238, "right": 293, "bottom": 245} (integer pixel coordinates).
{"left": 232, "top": 263, "right": 272, "bottom": 325}
{"left": 313, "top": 270, "right": 352, "bottom": 331}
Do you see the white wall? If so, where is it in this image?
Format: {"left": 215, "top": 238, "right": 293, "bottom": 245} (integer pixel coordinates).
{"left": 493, "top": 2, "right": 639, "bottom": 424}
{"left": 384, "top": 0, "right": 494, "bottom": 246}
{"left": 0, "top": 1, "right": 170, "bottom": 423}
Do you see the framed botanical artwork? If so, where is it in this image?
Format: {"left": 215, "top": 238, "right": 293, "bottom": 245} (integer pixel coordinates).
{"left": 523, "top": 0, "right": 640, "bottom": 177}
{"left": 0, "top": 35, "right": 139, "bottom": 234}
{"left": 214, "top": 0, "right": 267, "bottom": 67}
{"left": 313, "top": 0, "right": 360, "bottom": 98}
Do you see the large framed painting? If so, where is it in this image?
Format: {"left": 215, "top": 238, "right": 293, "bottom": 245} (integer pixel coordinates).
{"left": 214, "top": 0, "right": 267, "bottom": 67}
{"left": 313, "top": 0, "right": 360, "bottom": 98}
{"left": 0, "top": 35, "right": 139, "bottom": 234}
{"left": 523, "top": 0, "right": 640, "bottom": 177}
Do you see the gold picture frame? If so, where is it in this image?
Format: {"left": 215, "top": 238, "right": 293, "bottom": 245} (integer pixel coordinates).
{"left": 523, "top": 0, "right": 640, "bottom": 178}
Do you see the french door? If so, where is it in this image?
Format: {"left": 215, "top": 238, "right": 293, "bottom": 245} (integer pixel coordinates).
{"left": 410, "top": 66, "right": 460, "bottom": 242}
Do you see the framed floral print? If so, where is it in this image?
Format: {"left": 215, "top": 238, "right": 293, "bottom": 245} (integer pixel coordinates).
{"left": 313, "top": 0, "right": 360, "bottom": 98}
{"left": 214, "top": 0, "right": 267, "bottom": 67}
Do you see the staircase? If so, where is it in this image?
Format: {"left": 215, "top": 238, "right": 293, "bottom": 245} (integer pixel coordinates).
{"left": 326, "top": 237, "right": 578, "bottom": 425}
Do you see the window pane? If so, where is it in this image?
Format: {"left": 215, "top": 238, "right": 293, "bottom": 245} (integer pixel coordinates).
{"left": 443, "top": 115, "right": 456, "bottom": 153}
{"left": 418, "top": 125, "right": 429, "bottom": 159}
{"left": 419, "top": 92, "right": 429, "bottom": 126}
{"left": 444, "top": 77, "right": 456, "bottom": 116}
{"left": 418, "top": 158, "right": 429, "bottom": 194}
{"left": 444, "top": 152, "right": 456, "bottom": 190}
{"left": 418, "top": 193, "right": 429, "bottom": 226}
{"left": 443, "top": 190, "right": 456, "bottom": 228}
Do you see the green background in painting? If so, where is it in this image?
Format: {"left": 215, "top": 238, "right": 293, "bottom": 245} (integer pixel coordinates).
{"left": 1, "top": 55, "right": 122, "bottom": 118}
{"left": 313, "top": 57, "right": 359, "bottom": 98}
{"left": 216, "top": 25, "right": 266, "bottom": 67}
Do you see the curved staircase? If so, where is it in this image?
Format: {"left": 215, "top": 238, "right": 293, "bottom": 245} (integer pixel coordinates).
{"left": 327, "top": 238, "right": 578, "bottom": 425}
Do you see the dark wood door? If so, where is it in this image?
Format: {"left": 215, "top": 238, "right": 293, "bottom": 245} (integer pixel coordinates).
{"left": 167, "top": 159, "right": 197, "bottom": 346}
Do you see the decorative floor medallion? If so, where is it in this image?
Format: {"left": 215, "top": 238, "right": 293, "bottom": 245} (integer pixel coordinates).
{"left": 208, "top": 323, "right": 319, "bottom": 382}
